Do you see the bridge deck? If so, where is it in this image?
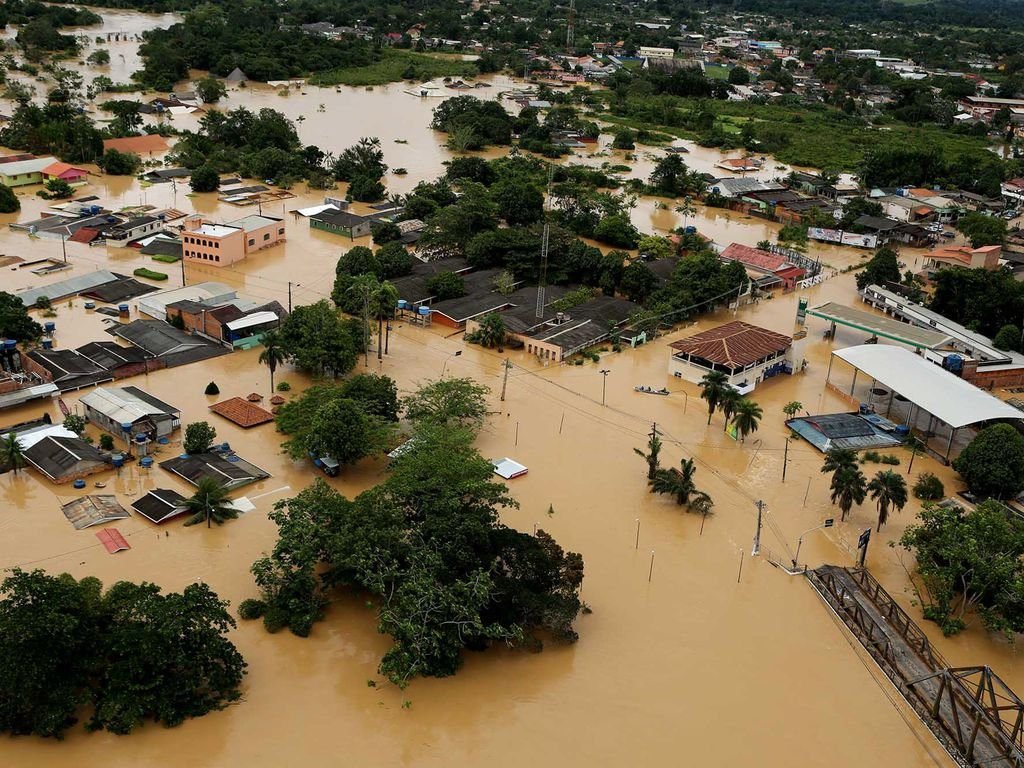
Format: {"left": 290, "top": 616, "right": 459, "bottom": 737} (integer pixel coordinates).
{"left": 808, "top": 565, "right": 1024, "bottom": 768}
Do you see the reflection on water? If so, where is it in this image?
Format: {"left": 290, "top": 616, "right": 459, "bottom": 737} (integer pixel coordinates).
{"left": 0, "top": 9, "right": 995, "bottom": 768}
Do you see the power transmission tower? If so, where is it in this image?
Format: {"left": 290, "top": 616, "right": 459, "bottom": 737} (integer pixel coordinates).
{"left": 566, "top": 0, "right": 576, "bottom": 52}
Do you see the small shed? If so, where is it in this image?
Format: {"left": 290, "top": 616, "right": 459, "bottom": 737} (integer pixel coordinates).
{"left": 131, "top": 488, "right": 189, "bottom": 524}
{"left": 492, "top": 457, "right": 528, "bottom": 479}
{"left": 61, "top": 495, "right": 131, "bottom": 530}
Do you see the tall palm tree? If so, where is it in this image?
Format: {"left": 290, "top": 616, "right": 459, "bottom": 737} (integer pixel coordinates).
{"left": 719, "top": 387, "right": 741, "bottom": 427}
{"left": 183, "top": 477, "right": 238, "bottom": 528}
{"left": 867, "top": 470, "right": 908, "bottom": 532}
{"left": 2, "top": 434, "right": 25, "bottom": 475}
{"left": 699, "top": 370, "right": 729, "bottom": 425}
{"left": 731, "top": 398, "right": 763, "bottom": 442}
{"left": 258, "top": 330, "right": 287, "bottom": 392}
{"left": 830, "top": 466, "right": 867, "bottom": 521}
{"left": 675, "top": 196, "right": 697, "bottom": 230}
{"left": 374, "top": 280, "right": 399, "bottom": 361}
{"left": 822, "top": 447, "right": 859, "bottom": 478}
{"left": 633, "top": 425, "right": 663, "bottom": 481}
{"left": 651, "top": 457, "right": 711, "bottom": 512}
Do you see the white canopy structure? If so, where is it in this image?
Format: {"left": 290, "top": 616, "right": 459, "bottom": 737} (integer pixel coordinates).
{"left": 827, "top": 345, "right": 1023, "bottom": 461}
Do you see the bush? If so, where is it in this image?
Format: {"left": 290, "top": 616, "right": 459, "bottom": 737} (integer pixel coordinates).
{"left": 184, "top": 421, "right": 217, "bottom": 454}
{"left": 953, "top": 423, "right": 1024, "bottom": 499}
{"left": 0, "top": 183, "right": 19, "bottom": 213}
{"left": 913, "top": 472, "right": 945, "bottom": 500}
{"left": 881, "top": 455, "right": 901, "bottom": 466}
{"left": 133, "top": 268, "right": 168, "bottom": 281}
{"left": 99, "top": 434, "right": 114, "bottom": 451}
{"left": 205, "top": 382, "right": 220, "bottom": 395}
{"left": 862, "top": 450, "right": 881, "bottom": 463}
{"left": 98, "top": 149, "right": 141, "bottom": 175}
{"left": 276, "top": 381, "right": 291, "bottom": 392}
{"left": 238, "top": 599, "right": 267, "bottom": 620}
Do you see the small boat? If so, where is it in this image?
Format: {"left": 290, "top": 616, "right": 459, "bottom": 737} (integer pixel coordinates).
{"left": 634, "top": 386, "right": 670, "bottom": 396}
{"left": 94, "top": 481, "right": 106, "bottom": 488}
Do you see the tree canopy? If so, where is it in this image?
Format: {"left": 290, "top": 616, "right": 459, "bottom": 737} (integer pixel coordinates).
{"left": 0, "top": 569, "right": 244, "bottom": 738}
{"left": 0, "top": 292, "right": 42, "bottom": 342}
{"left": 953, "top": 423, "right": 1024, "bottom": 500}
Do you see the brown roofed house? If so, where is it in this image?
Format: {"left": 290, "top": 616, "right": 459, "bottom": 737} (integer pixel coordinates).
{"left": 669, "top": 320, "right": 793, "bottom": 392}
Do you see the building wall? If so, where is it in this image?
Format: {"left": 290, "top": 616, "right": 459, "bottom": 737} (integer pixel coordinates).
{"left": 182, "top": 229, "right": 246, "bottom": 266}
{"left": 166, "top": 307, "right": 226, "bottom": 341}
{"left": 0, "top": 171, "right": 43, "bottom": 187}
{"left": 523, "top": 337, "right": 564, "bottom": 362}
{"left": 107, "top": 220, "right": 163, "bottom": 247}
{"left": 241, "top": 220, "right": 286, "bottom": 254}
{"left": 310, "top": 218, "right": 373, "bottom": 238}
{"left": 668, "top": 352, "right": 789, "bottom": 390}
{"left": 430, "top": 312, "right": 463, "bottom": 329}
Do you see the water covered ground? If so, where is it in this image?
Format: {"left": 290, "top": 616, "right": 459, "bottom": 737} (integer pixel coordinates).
{"left": 0, "top": 9, "right": 1008, "bottom": 767}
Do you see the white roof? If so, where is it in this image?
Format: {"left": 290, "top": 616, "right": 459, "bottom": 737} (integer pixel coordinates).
{"left": 3, "top": 424, "right": 76, "bottom": 450}
{"left": 80, "top": 387, "right": 171, "bottom": 424}
{"left": 194, "top": 223, "right": 239, "bottom": 237}
{"left": 832, "top": 345, "right": 1023, "bottom": 429}
{"left": 137, "top": 281, "right": 235, "bottom": 317}
{"left": 294, "top": 203, "right": 339, "bottom": 217}
{"left": 229, "top": 214, "right": 280, "bottom": 232}
{"left": 225, "top": 311, "right": 279, "bottom": 331}
{"left": 0, "top": 157, "right": 57, "bottom": 176}
{"left": 492, "top": 457, "right": 528, "bottom": 479}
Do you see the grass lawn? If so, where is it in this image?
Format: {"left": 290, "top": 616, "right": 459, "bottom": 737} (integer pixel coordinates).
{"left": 310, "top": 50, "right": 477, "bottom": 87}
{"left": 704, "top": 64, "right": 730, "bottom": 80}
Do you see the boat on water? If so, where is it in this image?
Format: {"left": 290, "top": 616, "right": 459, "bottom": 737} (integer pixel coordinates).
{"left": 634, "top": 386, "right": 670, "bottom": 396}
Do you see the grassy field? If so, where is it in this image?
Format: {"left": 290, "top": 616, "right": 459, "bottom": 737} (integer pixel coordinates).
{"left": 310, "top": 50, "right": 478, "bottom": 87}
{"left": 597, "top": 96, "right": 998, "bottom": 171}
{"left": 703, "top": 64, "right": 730, "bottom": 80}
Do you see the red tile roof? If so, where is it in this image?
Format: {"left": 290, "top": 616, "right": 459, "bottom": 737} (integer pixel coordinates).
{"left": 670, "top": 320, "right": 791, "bottom": 368}
{"left": 69, "top": 226, "right": 101, "bottom": 244}
{"left": 209, "top": 397, "right": 275, "bottom": 428}
{"left": 720, "top": 243, "right": 787, "bottom": 273}
{"left": 102, "top": 135, "right": 170, "bottom": 154}
{"left": 42, "top": 161, "right": 87, "bottom": 178}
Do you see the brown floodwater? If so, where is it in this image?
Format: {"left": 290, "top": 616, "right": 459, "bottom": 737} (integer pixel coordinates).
{"left": 0, "top": 9, "right": 1007, "bottom": 768}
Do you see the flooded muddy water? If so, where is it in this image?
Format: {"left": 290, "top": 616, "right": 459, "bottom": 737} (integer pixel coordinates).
{"left": 0, "top": 9, "right": 1005, "bottom": 768}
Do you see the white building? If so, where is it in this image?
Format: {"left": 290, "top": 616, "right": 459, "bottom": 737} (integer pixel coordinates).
{"left": 639, "top": 46, "right": 675, "bottom": 60}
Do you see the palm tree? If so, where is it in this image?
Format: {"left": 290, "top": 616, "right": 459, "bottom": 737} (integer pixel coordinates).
{"left": 651, "top": 457, "right": 710, "bottom": 512}
{"left": 2, "top": 434, "right": 25, "bottom": 475}
{"left": 374, "top": 280, "right": 399, "bottom": 361}
{"left": 867, "top": 470, "right": 908, "bottom": 532}
{"left": 821, "top": 447, "right": 859, "bottom": 481}
{"left": 675, "top": 196, "right": 696, "bottom": 230}
{"left": 731, "top": 398, "right": 763, "bottom": 442}
{"left": 699, "top": 370, "right": 729, "bottom": 425}
{"left": 258, "top": 330, "right": 287, "bottom": 392}
{"left": 633, "top": 425, "right": 663, "bottom": 481}
{"left": 183, "top": 477, "right": 238, "bottom": 528}
{"left": 719, "top": 387, "right": 741, "bottom": 427}
{"left": 830, "top": 466, "right": 867, "bottom": 521}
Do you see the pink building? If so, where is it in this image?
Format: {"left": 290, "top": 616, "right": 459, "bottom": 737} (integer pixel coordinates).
{"left": 42, "top": 161, "right": 88, "bottom": 184}
{"left": 181, "top": 214, "right": 285, "bottom": 266}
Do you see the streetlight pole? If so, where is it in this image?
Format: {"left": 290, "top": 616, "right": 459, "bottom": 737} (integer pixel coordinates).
{"left": 599, "top": 369, "right": 610, "bottom": 406}
{"left": 441, "top": 350, "right": 462, "bottom": 377}
{"left": 792, "top": 518, "right": 835, "bottom": 568}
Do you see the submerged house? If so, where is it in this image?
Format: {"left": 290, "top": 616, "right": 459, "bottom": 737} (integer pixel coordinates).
{"left": 23, "top": 435, "right": 109, "bottom": 484}
{"left": 668, "top": 320, "right": 795, "bottom": 393}
{"left": 80, "top": 385, "right": 181, "bottom": 441}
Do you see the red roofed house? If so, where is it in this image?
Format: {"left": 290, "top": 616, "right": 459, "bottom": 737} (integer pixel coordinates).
{"left": 669, "top": 320, "right": 794, "bottom": 391}
{"left": 922, "top": 244, "right": 1001, "bottom": 278}
{"left": 719, "top": 242, "right": 806, "bottom": 290}
{"left": 42, "top": 161, "right": 88, "bottom": 184}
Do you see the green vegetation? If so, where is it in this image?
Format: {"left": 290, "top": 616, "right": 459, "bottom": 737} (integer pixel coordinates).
{"left": 868, "top": 469, "right": 909, "bottom": 531}
{"left": 258, "top": 330, "right": 287, "bottom": 392}
{"left": 466, "top": 313, "right": 507, "bottom": 348}
{"left": 183, "top": 421, "right": 217, "bottom": 455}
{"left": 132, "top": 268, "right": 168, "bottom": 281}
{"left": 913, "top": 473, "right": 945, "bottom": 501}
{"left": 931, "top": 267, "right": 1024, "bottom": 339}
{"left": 312, "top": 50, "right": 476, "bottom": 87}
{"left": 97, "top": 148, "right": 141, "bottom": 176}
{"left": 953, "top": 424, "right": 1024, "bottom": 500}
{"left": 204, "top": 381, "right": 220, "bottom": 396}
{"left": 0, "top": 568, "right": 244, "bottom": 737}
{"left": 957, "top": 211, "right": 1008, "bottom": 247}
{"left": 183, "top": 477, "right": 238, "bottom": 527}
{"left": 856, "top": 246, "right": 901, "bottom": 291}
{"left": 247, "top": 378, "right": 584, "bottom": 683}
{"left": 650, "top": 456, "right": 713, "bottom": 516}
{"left": 900, "top": 500, "right": 1024, "bottom": 636}
{"left": 634, "top": 424, "right": 663, "bottom": 481}
{"left": 151, "top": 254, "right": 181, "bottom": 264}
{"left": 278, "top": 301, "right": 364, "bottom": 378}
{"left": 0, "top": 292, "right": 42, "bottom": 341}
{"left": 0, "top": 184, "right": 20, "bottom": 214}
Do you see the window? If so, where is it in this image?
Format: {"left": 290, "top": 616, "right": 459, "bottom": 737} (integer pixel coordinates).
{"left": 214, "top": 254, "right": 220, "bottom": 262}
{"left": 248, "top": 239, "right": 255, "bottom": 246}
{"left": 263, "top": 233, "right": 270, "bottom": 241}
{"left": 278, "top": 228, "right": 285, "bottom": 235}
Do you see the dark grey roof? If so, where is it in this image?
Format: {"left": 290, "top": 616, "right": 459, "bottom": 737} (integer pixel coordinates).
{"left": 528, "top": 296, "right": 639, "bottom": 352}
{"left": 139, "top": 238, "right": 182, "bottom": 257}
{"left": 311, "top": 209, "right": 367, "bottom": 227}
{"left": 80, "top": 274, "right": 159, "bottom": 304}
{"left": 23, "top": 436, "right": 108, "bottom": 482}
{"left": 75, "top": 342, "right": 147, "bottom": 370}
{"left": 27, "top": 349, "right": 106, "bottom": 380}
{"left": 131, "top": 488, "right": 188, "bottom": 523}
{"left": 160, "top": 452, "right": 270, "bottom": 489}
{"left": 106, "top": 320, "right": 206, "bottom": 356}
{"left": 853, "top": 215, "right": 901, "bottom": 232}
{"left": 142, "top": 168, "right": 191, "bottom": 182}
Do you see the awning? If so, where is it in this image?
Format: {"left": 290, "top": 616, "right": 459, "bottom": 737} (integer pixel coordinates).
{"left": 0, "top": 382, "right": 59, "bottom": 410}
{"left": 832, "top": 345, "right": 1023, "bottom": 429}
{"left": 226, "top": 311, "right": 279, "bottom": 332}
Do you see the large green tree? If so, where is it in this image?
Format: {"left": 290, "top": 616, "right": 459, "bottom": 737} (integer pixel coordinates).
{"left": 0, "top": 292, "right": 42, "bottom": 341}
{"left": 402, "top": 377, "right": 489, "bottom": 429}
{"left": 953, "top": 423, "right": 1024, "bottom": 500}
{"left": 868, "top": 469, "right": 909, "bottom": 531}
{"left": 279, "top": 301, "right": 361, "bottom": 378}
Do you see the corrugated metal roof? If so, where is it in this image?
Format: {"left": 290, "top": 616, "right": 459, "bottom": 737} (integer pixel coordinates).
{"left": 15, "top": 270, "right": 118, "bottom": 306}
{"left": 225, "top": 310, "right": 279, "bottom": 331}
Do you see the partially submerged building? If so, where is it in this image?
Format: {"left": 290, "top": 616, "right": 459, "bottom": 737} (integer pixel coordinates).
{"left": 23, "top": 435, "right": 109, "bottom": 484}
{"left": 180, "top": 214, "right": 286, "bottom": 266}
{"left": 160, "top": 451, "right": 270, "bottom": 490}
{"left": 669, "top": 320, "right": 796, "bottom": 392}
{"left": 80, "top": 385, "right": 181, "bottom": 441}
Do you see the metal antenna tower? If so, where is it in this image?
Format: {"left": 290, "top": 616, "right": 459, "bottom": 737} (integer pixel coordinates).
{"left": 566, "top": 0, "right": 576, "bottom": 52}
{"left": 536, "top": 167, "right": 555, "bottom": 319}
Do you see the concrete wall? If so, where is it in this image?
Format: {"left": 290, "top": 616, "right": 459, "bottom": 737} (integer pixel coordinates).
{"left": 242, "top": 220, "right": 286, "bottom": 254}
{"left": 182, "top": 229, "right": 246, "bottom": 266}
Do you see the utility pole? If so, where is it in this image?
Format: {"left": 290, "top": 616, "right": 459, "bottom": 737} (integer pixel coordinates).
{"left": 500, "top": 358, "right": 511, "bottom": 401}
{"left": 288, "top": 281, "right": 293, "bottom": 313}
{"left": 180, "top": 252, "right": 187, "bottom": 286}
{"left": 363, "top": 289, "right": 370, "bottom": 368}
{"left": 857, "top": 528, "right": 871, "bottom": 568}
{"left": 599, "top": 368, "right": 610, "bottom": 406}
{"left": 60, "top": 234, "right": 68, "bottom": 263}
{"left": 566, "top": 0, "right": 576, "bottom": 53}
{"left": 782, "top": 437, "right": 790, "bottom": 482}
{"left": 752, "top": 500, "right": 764, "bottom": 556}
